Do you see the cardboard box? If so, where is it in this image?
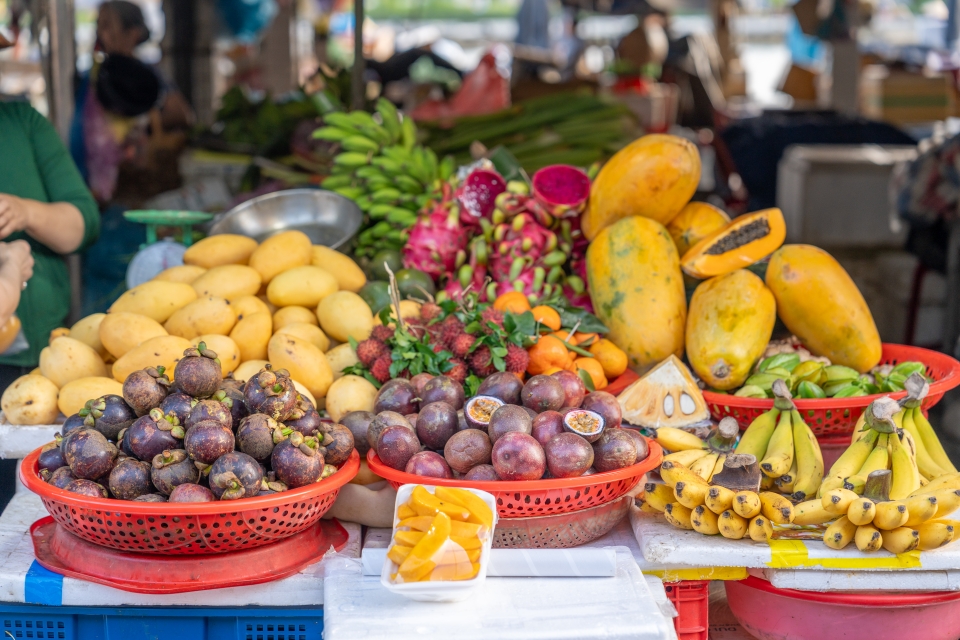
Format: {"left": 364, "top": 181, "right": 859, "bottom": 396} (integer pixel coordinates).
{"left": 861, "top": 64, "right": 954, "bottom": 125}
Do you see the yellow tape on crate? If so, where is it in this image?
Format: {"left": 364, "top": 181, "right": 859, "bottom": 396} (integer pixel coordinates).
{"left": 767, "top": 540, "right": 921, "bottom": 569}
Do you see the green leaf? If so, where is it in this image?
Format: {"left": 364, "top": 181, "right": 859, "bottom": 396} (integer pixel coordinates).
{"left": 464, "top": 375, "right": 482, "bottom": 397}
{"left": 491, "top": 346, "right": 508, "bottom": 358}
{"left": 348, "top": 336, "right": 359, "bottom": 350}
{"left": 509, "top": 311, "right": 537, "bottom": 337}
{"left": 464, "top": 321, "right": 481, "bottom": 334}
{"left": 555, "top": 305, "right": 607, "bottom": 334}
{"left": 492, "top": 352, "right": 506, "bottom": 371}
{"left": 578, "top": 368, "right": 596, "bottom": 392}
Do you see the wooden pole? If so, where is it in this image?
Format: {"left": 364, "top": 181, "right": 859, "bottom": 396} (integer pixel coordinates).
{"left": 351, "top": 0, "right": 365, "bottom": 110}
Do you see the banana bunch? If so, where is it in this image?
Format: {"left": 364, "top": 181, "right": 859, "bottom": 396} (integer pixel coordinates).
{"left": 314, "top": 99, "right": 456, "bottom": 258}
{"left": 642, "top": 459, "right": 795, "bottom": 542}
{"left": 654, "top": 421, "right": 738, "bottom": 483}
{"left": 734, "top": 380, "right": 824, "bottom": 501}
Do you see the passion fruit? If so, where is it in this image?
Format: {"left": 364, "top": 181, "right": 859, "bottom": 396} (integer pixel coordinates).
{"left": 410, "top": 373, "right": 434, "bottom": 398}
{"left": 63, "top": 429, "right": 118, "bottom": 480}
{"left": 127, "top": 409, "right": 184, "bottom": 462}
{"left": 210, "top": 451, "right": 265, "bottom": 498}
{"left": 464, "top": 395, "right": 504, "bottom": 431}
{"left": 477, "top": 371, "right": 523, "bottom": 405}
{"left": 64, "top": 479, "right": 108, "bottom": 498}
{"left": 108, "top": 458, "right": 154, "bottom": 500}
{"left": 341, "top": 411, "right": 375, "bottom": 456}
{"left": 405, "top": 451, "right": 453, "bottom": 478}
{"left": 150, "top": 449, "right": 201, "bottom": 495}
{"left": 443, "top": 429, "right": 492, "bottom": 474}
{"left": 580, "top": 391, "right": 622, "bottom": 430}
{"left": 236, "top": 414, "right": 284, "bottom": 464}
{"left": 416, "top": 401, "right": 458, "bottom": 450}
{"left": 421, "top": 375, "right": 465, "bottom": 410}
{"left": 456, "top": 410, "right": 468, "bottom": 431}
{"left": 623, "top": 428, "right": 650, "bottom": 463}
{"left": 521, "top": 375, "right": 565, "bottom": 413}
{"left": 184, "top": 419, "right": 236, "bottom": 466}
{"left": 168, "top": 483, "right": 216, "bottom": 502}
{"left": 376, "top": 425, "right": 420, "bottom": 470}
{"left": 81, "top": 395, "right": 137, "bottom": 441}
{"left": 592, "top": 429, "right": 638, "bottom": 472}
{"left": 544, "top": 433, "right": 594, "bottom": 478}
{"left": 464, "top": 464, "right": 500, "bottom": 481}
{"left": 367, "top": 411, "right": 414, "bottom": 452}
{"left": 491, "top": 432, "right": 546, "bottom": 481}
{"left": 374, "top": 379, "right": 419, "bottom": 415}
{"left": 562, "top": 409, "right": 605, "bottom": 443}
{"left": 123, "top": 367, "right": 171, "bottom": 416}
{"left": 174, "top": 342, "right": 223, "bottom": 398}
{"left": 318, "top": 423, "right": 355, "bottom": 466}
{"left": 530, "top": 411, "right": 564, "bottom": 446}
{"left": 551, "top": 370, "right": 586, "bottom": 409}
{"left": 159, "top": 392, "right": 195, "bottom": 426}
{"left": 487, "top": 404, "right": 533, "bottom": 444}
{"left": 405, "top": 413, "right": 419, "bottom": 429}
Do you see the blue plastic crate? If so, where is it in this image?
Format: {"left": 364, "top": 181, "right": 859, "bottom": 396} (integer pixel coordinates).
{"left": 0, "top": 603, "right": 322, "bottom": 640}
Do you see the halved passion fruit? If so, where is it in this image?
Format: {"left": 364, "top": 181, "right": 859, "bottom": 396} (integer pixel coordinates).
{"left": 562, "top": 408, "right": 605, "bottom": 443}
{"left": 464, "top": 395, "right": 505, "bottom": 431}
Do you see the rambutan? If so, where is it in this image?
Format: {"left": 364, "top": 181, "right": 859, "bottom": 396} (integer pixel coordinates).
{"left": 356, "top": 339, "right": 389, "bottom": 367}
{"left": 371, "top": 325, "right": 394, "bottom": 343}
{"left": 469, "top": 346, "right": 497, "bottom": 377}
{"left": 479, "top": 307, "right": 505, "bottom": 333}
{"left": 420, "top": 302, "right": 442, "bottom": 323}
{"left": 451, "top": 333, "right": 476, "bottom": 358}
{"left": 439, "top": 316, "right": 465, "bottom": 347}
{"left": 446, "top": 359, "right": 468, "bottom": 383}
{"left": 371, "top": 354, "right": 393, "bottom": 383}
{"left": 505, "top": 344, "right": 530, "bottom": 374}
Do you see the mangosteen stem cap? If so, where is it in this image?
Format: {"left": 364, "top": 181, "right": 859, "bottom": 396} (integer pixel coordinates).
{"left": 289, "top": 431, "right": 304, "bottom": 448}
{"left": 149, "top": 408, "right": 164, "bottom": 422}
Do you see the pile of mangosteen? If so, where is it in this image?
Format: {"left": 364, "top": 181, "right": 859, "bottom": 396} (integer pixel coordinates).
{"left": 348, "top": 370, "right": 649, "bottom": 481}
{"left": 39, "top": 343, "right": 355, "bottom": 503}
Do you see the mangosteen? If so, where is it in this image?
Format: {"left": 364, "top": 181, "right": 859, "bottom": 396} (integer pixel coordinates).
{"left": 581, "top": 392, "right": 622, "bottom": 430}
{"left": 174, "top": 342, "right": 222, "bottom": 398}
{"left": 133, "top": 493, "right": 167, "bottom": 502}
{"left": 61, "top": 413, "right": 87, "bottom": 439}
{"left": 531, "top": 411, "right": 565, "bottom": 446}
{"left": 80, "top": 395, "right": 137, "bottom": 441}
{"left": 271, "top": 433, "right": 323, "bottom": 489}
{"left": 374, "top": 379, "right": 419, "bottom": 415}
{"left": 562, "top": 409, "right": 605, "bottom": 443}
{"left": 367, "top": 411, "right": 414, "bottom": 452}
{"left": 463, "top": 395, "right": 504, "bottom": 431}
{"left": 186, "top": 392, "right": 233, "bottom": 431}
{"left": 415, "top": 402, "right": 458, "bottom": 450}
{"left": 127, "top": 409, "right": 184, "bottom": 462}
{"left": 410, "top": 373, "right": 434, "bottom": 398}
{"left": 318, "top": 423, "right": 355, "bottom": 466}
{"left": 38, "top": 443, "right": 66, "bottom": 473}
{"left": 341, "top": 411, "right": 374, "bottom": 456}
{"left": 551, "top": 370, "right": 586, "bottom": 409}
{"left": 150, "top": 449, "right": 201, "bottom": 495}
{"left": 218, "top": 382, "right": 249, "bottom": 428}
{"left": 592, "top": 429, "right": 638, "bottom": 472}
{"left": 376, "top": 425, "right": 420, "bottom": 471}
{"left": 464, "top": 464, "right": 500, "bottom": 481}
{"left": 405, "top": 451, "right": 452, "bottom": 478}
{"left": 63, "top": 429, "right": 118, "bottom": 479}
{"left": 108, "top": 458, "right": 154, "bottom": 500}
{"left": 123, "top": 367, "right": 171, "bottom": 416}
{"left": 160, "top": 392, "right": 196, "bottom": 425}
{"left": 286, "top": 395, "right": 322, "bottom": 436}
{"left": 184, "top": 419, "right": 236, "bottom": 467}
{"left": 521, "top": 375, "right": 565, "bottom": 413}
{"left": 236, "top": 414, "right": 286, "bottom": 464}
{"left": 544, "top": 433, "right": 594, "bottom": 478}
{"left": 64, "top": 479, "right": 108, "bottom": 498}
{"left": 488, "top": 404, "right": 533, "bottom": 444}
{"left": 243, "top": 365, "right": 298, "bottom": 421}
{"left": 443, "top": 429, "right": 492, "bottom": 474}
{"left": 260, "top": 472, "right": 288, "bottom": 494}
{"left": 477, "top": 372, "right": 524, "bottom": 405}
{"left": 623, "top": 428, "right": 650, "bottom": 463}
{"left": 117, "top": 428, "right": 137, "bottom": 458}
{"left": 491, "top": 432, "right": 546, "bottom": 481}
{"left": 168, "top": 483, "right": 216, "bottom": 502}
{"left": 421, "top": 376, "right": 465, "bottom": 410}
{"left": 44, "top": 466, "right": 76, "bottom": 489}
{"left": 209, "top": 451, "right": 264, "bottom": 499}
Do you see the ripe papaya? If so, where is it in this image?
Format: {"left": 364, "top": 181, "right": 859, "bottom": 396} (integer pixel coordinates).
{"left": 582, "top": 134, "right": 700, "bottom": 240}
{"left": 686, "top": 270, "right": 776, "bottom": 390}
{"left": 586, "top": 217, "right": 686, "bottom": 373}
{"left": 765, "top": 245, "right": 881, "bottom": 372}
{"left": 668, "top": 202, "right": 731, "bottom": 257}
{"left": 681, "top": 208, "right": 786, "bottom": 279}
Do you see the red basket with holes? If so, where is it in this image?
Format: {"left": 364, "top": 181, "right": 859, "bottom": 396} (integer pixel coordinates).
{"left": 19, "top": 447, "right": 359, "bottom": 555}
{"left": 367, "top": 438, "right": 661, "bottom": 518}
{"left": 703, "top": 344, "right": 960, "bottom": 438}
{"left": 665, "top": 580, "right": 710, "bottom": 640}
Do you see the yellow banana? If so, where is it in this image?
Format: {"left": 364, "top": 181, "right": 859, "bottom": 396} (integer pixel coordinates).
{"left": 664, "top": 502, "right": 694, "bottom": 530}
{"left": 662, "top": 449, "right": 711, "bottom": 467}
{"left": 822, "top": 488, "right": 859, "bottom": 515}
{"left": 822, "top": 429, "right": 879, "bottom": 497}
{"left": 760, "top": 411, "right": 795, "bottom": 478}
{"left": 793, "top": 499, "right": 836, "bottom": 525}
{"left": 640, "top": 501, "right": 662, "bottom": 514}
{"left": 874, "top": 501, "right": 909, "bottom": 530}
{"left": 901, "top": 409, "right": 949, "bottom": 480}
{"left": 855, "top": 524, "right": 883, "bottom": 552}
{"left": 718, "top": 510, "right": 748, "bottom": 540}
{"left": 776, "top": 458, "right": 798, "bottom": 494}
{"left": 843, "top": 475, "right": 866, "bottom": 495}
{"left": 850, "top": 413, "right": 868, "bottom": 444}
{"left": 760, "top": 475, "right": 775, "bottom": 491}
{"left": 705, "top": 485, "right": 736, "bottom": 515}
{"left": 748, "top": 516, "right": 774, "bottom": 542}
{"left": 857, "top": 434, "right": 890, "bottom": 478}
{"left": 911, "top": 407, "right": 958, "bottom": 474}
{"left": 760, "top": 492, "right": 795, "bottom": 525}
{"left": 790, "top": 410, "right": 823, "bottom": 501}
{"left": 711, "top": 454, "right": 727, "bottom": 482}
{"left": 911, "top": 472, "right": 960, "bottom": 496}
{"left": 733, "top": 491, "right": 762, "bottom": 519}
{"left": 917, "top": 521, "right": 955, "bottom": 550}
{"left": 691, "top": 505, "right": 720, "bottom": 535}
{"left": 674, "top": 481, "right": 710, "bottom": 509}
{"left": 933, "top": 489, "right": 960, "bottom": 518}
{"left": 643, "top": 482, "right": 673, "bottom": 512}
{"left": 735, "top": 408, "right": 780, "bottom": 459}
{"left": 823, "top": 516, "right": 857, "bottom": 550}
{"left": 888, "top": 431, "right": 920, "bottom": 500}
{"left": 847, "top": 498, "right": 878, "bottom": 526}
{"left": 690, "top": 452, "right": 720, "bottom": 482}
{"left": 881, "top": 526, "right": 920, "bottom": 554}
{"left": 655, "top": 427, "right": 708, "bottom": 452}
{"left": 903, "top": 494, "right": 939, "bottom": 527}
{"left": 659, "top": 461, "right": 708, "bottom": 488}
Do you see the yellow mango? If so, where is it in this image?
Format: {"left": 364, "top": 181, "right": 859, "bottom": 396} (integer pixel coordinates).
{"left": 191, "top": 265, "right": 262, "bottom": 301}
{"left": 317, "top": 291, "right": 374, "bottom": 343}
{"left": 58, "top": 377, "right": 123, "bottom": 416}
{"left": 248, "top": 230, "right": 312, "bottom": 284}
{"left": 312, "top": 245, "right": 367, "bottom": 292}
{"left": 273, "top": 306, "right": 318, "bottom": 330}
{"left": 153, "top": 265, "right": 207, "bottom": 284}
{"left": 164, "top": 296, "right": 237, "bottom": 340}
{"left": 1, "top": 375, "right": 59, "bottom": 425}
{"left": 232, "top": 295, "right": 271, "bottom": 320}
{"left": 586, "top": 217, "right": 686, "bottom": 373}
{"left": 268, "top": 333, "right": 333, "bottom": 399}
{"left": 267, "top": 266, "right": 338, "bottom": 308}
{"left": 229, "top": 311, "right": 273, "bottom": 363}
{"left": 766, "top": 245, "right": 881, "bottom": 372}
{"left": 99, "top": 312, "right": 168, "bottom": 359}
{"left": 182, "top": 234, "right": 258, "bottom": 268}
{"left": 39, "top": 337, "right": 108, "bottom": 388}
{"left": 111, "top": 335, "right": 192, "bottom": 382}
{"left": 234, "top": 360, "right": 269, "bottom": 383}
{"left": 109, "top": 281, "right": 197, "bottom": 323}
{"left": 686, "top": 270, "right": 776, "bottom": 390}
{"left": 69, "top": 313, "right": 109, "bottom": 359}
{"left": 275, "top": 322, "right": 330, "bottom": 352}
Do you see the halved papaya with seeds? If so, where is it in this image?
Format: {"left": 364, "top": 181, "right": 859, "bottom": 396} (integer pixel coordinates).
{"left": 667, "top": 202, "right": 731, "bottom": 257}
{"left": 680, "top": 208, "right": 786, "bottom": 279}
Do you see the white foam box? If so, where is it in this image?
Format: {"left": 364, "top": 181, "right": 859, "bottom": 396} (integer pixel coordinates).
{"left": 0, "top": 492, "right": 361, "bottom": 606}
{"left": 0, "top": 414, "right": 61, "bottom": 459}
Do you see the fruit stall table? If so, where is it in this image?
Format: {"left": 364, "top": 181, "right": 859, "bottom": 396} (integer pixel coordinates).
{"left": 0, "top": 415, "right": 63, "bottom": 459}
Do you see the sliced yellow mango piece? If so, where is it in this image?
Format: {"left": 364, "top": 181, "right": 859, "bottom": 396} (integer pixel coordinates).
{"left": 434, "top": 487, "right": 494, "bottom": 529}
{"left": 397, "top": 512, "right": 451, "bottom": 582}
{"left": 411, "top": 485, "right": 471, "bottom": 521}
{"left": 397, "top": 503, "right": 417, "bottom": 520}
{"left": 387, "top": 544, "right": 413, "bottom": 565}
{"left": 398, "top": 516, "right": 482, "bottom": 538}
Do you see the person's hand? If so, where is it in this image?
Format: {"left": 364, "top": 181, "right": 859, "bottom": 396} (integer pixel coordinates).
{"left": 0, "top": 195, "right": 30, "bottom": 240}
{"left": 0, "top": 240, "right": 34, "bottom": 285}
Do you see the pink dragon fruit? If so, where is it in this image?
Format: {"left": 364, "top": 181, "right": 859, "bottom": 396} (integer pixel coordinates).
{"left": 487, "top": 212, "right": 570, "bottom": 299}
{"left": 402, "top": 199, "right": 469, "bottom": 280}
{"left": 442, "top": 237, "right": 490, "bottom": 302}
{"left": 531, "top": 165, "right": 591, "bottom": 218}
{"left": 457, "top": 169, "right": 506, "bottom": 227}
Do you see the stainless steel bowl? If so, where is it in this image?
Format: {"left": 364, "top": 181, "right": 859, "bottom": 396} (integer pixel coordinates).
{"left": 209, "top": 189, "right": 363, "bottom": 249}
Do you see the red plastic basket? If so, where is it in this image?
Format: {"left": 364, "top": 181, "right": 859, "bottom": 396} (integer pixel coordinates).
{"left": 704, "top": 344, "right": 960, "bottom": 437}
{"left": 20, "top": 447, "right": 359, "bottom": 555}
{"left": 665, "top": 580, "right": 710, "bottom": 640}
{"left": 367, "top": 437, "right": 662, "bottom": 518}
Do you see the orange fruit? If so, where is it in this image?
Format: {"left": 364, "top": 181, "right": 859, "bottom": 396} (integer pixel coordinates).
{"left": 574, "top": 357, "right": 608, "bottom": 390}
{"left": 573, "top": 332, "right": 598, "bottom": 347}
{"left": 493, "top": 291, "right": 531, "bottom": 314}
{"left": 542, "top": 366, "right": 563, "bottom": 375}
{"left": 526, "top": 335, "right": 569, "bottom": 375}
{"left": 549, "top": 330, "right": 577, "bottom": 345}
{"left": 531, "top": 305, "right": 562, "bottom": 331}
{"left": 589, "top": 338, "right": 628, "bottom": 379}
